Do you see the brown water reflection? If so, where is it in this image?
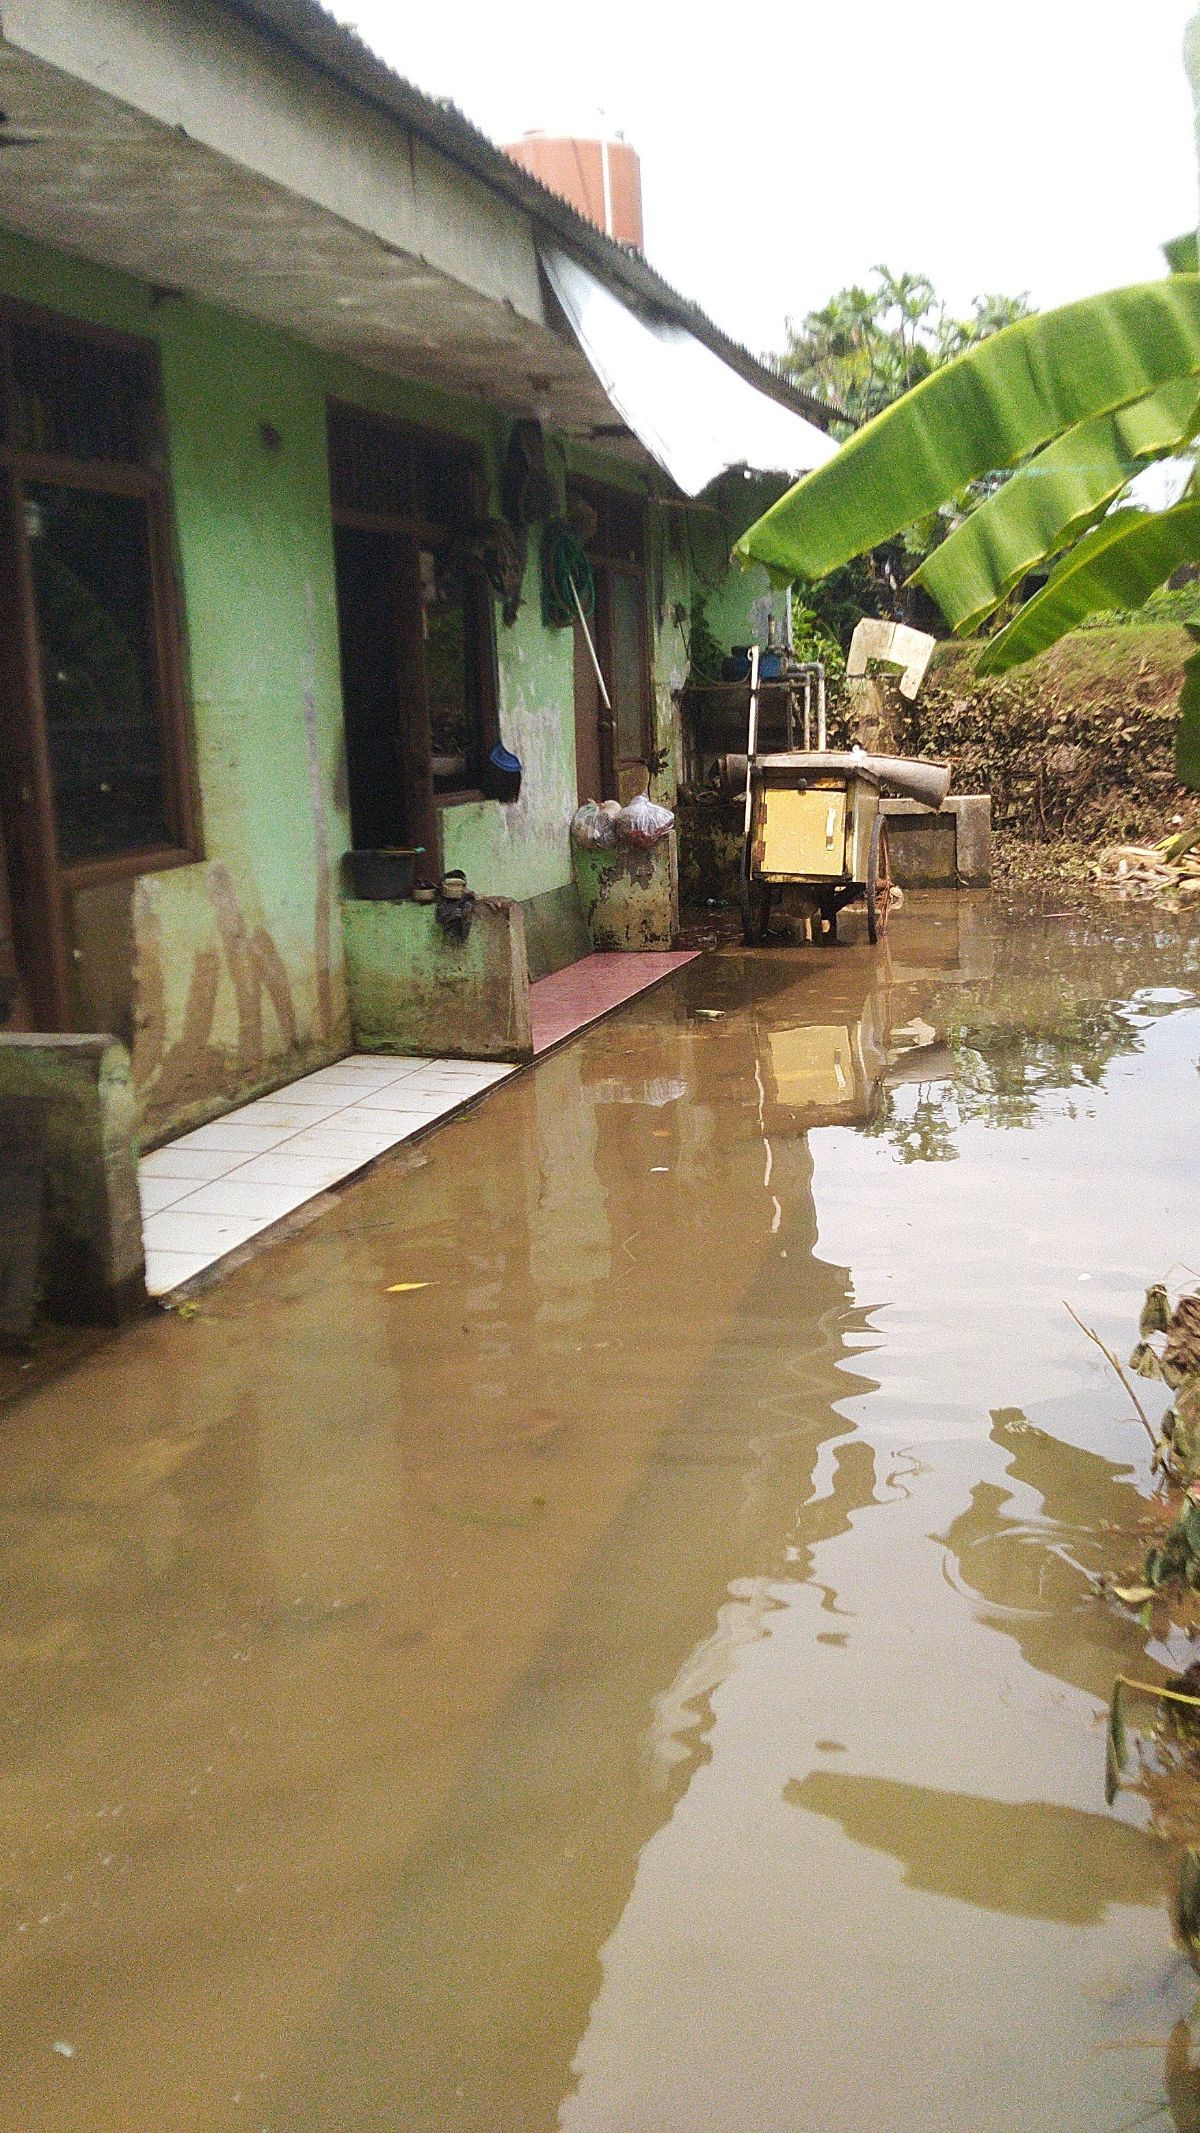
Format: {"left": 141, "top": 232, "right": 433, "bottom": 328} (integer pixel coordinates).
{"left": 2, "top": 893, "right": 1199, "bottom": 2131}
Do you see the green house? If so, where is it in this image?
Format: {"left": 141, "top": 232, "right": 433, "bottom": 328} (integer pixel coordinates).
{"left": 0, "top": 0, "right": 834, "bottom": 1142}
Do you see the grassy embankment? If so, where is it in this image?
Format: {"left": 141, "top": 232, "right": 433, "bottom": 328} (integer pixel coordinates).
{"left": 913, "top": 624, "right": 1200, "bottom": 882}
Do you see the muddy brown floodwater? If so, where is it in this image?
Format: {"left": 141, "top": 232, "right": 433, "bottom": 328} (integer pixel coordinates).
{"left": 3, "top": 891, "right": 1200, "bottom": 2131}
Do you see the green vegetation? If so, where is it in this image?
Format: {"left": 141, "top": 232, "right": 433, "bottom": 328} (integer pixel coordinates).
{"left": 779, "top": 266, "right": 1030, "bottom": 429}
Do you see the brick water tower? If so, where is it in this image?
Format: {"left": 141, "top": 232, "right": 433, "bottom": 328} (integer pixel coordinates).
{"left": 502, "top": 131, "right": 644, "bottom": 250}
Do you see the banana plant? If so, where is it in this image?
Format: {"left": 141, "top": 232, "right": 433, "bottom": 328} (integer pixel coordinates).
{"left": 735, "top": 10, "right": 1200, "bottom": 787}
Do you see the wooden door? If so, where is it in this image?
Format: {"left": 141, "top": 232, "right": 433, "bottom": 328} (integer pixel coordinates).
{"left": 573, "top": 607, "right": 614, "bottom": 803}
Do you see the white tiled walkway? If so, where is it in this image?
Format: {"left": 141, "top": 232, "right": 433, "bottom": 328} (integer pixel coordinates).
{"left": 138, "top": 1053, "right": 514, "bottom": 1296}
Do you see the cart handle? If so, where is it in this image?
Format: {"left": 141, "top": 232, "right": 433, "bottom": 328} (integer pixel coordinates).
{"left": 744, "top": 644, "right": 761, "bottom": 841}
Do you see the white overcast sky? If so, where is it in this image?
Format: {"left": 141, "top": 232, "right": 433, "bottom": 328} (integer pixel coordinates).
{"left": 327, "top": 0, "right": 1199, "bottom": 358}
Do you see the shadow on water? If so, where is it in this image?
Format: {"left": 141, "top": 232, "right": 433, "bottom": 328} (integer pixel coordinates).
{"left": 784, "top": 1772, "right": 1157, "bottom": 1922}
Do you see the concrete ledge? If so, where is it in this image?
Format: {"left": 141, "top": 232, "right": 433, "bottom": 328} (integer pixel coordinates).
{"left": 342, "top": 897, "right": 533, "bottom": 1062}
{"left": 521, "top": 880, "right": 592, "bottom": 982}
{"left": 0, "top": 1035, "right": 147, "bottom": 1326}
{"left": 883, "top": 794, "right": 992, "bottom": 887}
{"left": 571, "top": 833, "right": 679, "bottom": 951}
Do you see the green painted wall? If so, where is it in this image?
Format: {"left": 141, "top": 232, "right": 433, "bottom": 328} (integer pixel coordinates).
{"left": 0, "top": 225, "right": 794, "bottom": 1130}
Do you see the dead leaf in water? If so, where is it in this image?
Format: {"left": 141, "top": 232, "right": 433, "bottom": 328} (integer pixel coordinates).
{"left": 1106, "top": 1679, "right": 1127, "bottom": 1806}
{"left": 387, "top": 1282, "right": 434, "bottom": 1293}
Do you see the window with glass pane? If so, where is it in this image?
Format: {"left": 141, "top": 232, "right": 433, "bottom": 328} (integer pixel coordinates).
{"left": 610, "top": 571, "right": 648, "bottom": 762}
{"left": 25, "top": 484, "right": 170, "bottom": 863}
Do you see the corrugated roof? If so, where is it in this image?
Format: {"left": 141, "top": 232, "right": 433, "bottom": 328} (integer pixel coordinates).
{"left": 219, "top": 0, "right": 840, "bottom": 430}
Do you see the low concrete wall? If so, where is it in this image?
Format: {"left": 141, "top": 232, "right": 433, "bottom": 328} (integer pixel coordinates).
{"left": 342, "top": 897, "right": 533, "bottom": 1062}
{"left": 883, "top": 795, "right": 992, "bottom": 887}
{"left": 521, "top": 881, "right": 592, "bottom": 981}
{"left": 571, "top": 834, "right": 679, "bottom": 951}
{"left": 0, "top": 1035, "right": 146, "bottom": 1326}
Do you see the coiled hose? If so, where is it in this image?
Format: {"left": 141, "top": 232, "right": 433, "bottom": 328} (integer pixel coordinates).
{"left": 542, "top": 521, "right": 595, "bottom": 626}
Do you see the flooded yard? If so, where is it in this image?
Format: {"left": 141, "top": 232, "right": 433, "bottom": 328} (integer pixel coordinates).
{"left": 3, "top": 891, "right": 1200, "bottom": 2131}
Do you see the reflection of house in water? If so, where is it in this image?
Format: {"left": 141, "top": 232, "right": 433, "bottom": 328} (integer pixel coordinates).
{"left": 273, "top": 999, "right": 883, "bottom": 2131}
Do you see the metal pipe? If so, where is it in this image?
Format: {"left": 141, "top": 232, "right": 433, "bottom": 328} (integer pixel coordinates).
{"left": 744, "top": 644, "right": 761, "bottom": 841}
{"left": 818, "top": 667, "right": 827, "bottom": 752}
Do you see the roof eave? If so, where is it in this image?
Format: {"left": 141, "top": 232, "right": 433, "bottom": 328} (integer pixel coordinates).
{"left": 216, "top": 0, "right": 840, "bottom": 432}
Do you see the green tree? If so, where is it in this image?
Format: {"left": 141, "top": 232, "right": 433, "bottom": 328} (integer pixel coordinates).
{"left": 780, "top": 266, "right": 1030, "bottom": 428}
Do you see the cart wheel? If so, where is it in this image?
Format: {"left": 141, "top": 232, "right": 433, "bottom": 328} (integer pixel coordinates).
{"left": 739, "top": 847, "right": 771, "bottom": 946}
{"left": 866, "top": 817, "right": 892, "bottom": 945}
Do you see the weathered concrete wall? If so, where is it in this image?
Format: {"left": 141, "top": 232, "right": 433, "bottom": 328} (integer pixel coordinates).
{"left": 572, "top": 836, "right": 679, "bottom": 951}
{"left": 0, "top": 1034, "right": 146, "bottom": 1323}
{"left": 688, "top": 478, "right": 791, "bottom": 661}
{"left": 342, "top": 899, "right": 532, "bottom": 1062}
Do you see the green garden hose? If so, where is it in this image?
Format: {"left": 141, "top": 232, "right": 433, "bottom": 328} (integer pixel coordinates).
{"left": 542, "top": 520, "right": 595, "bottom": 627}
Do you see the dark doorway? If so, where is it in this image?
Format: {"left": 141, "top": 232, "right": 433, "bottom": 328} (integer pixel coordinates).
{"left": 334, "top": 526, "right": 428, "bottom": 855}
{"left": 327, "top": 402, "right": 498, "bottom": 880}
{"left": 569, "top": 481, "right": 651, "bottom": 805}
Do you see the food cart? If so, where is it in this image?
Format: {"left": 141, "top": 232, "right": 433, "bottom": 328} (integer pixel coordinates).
{"left": 737, "top": 647, "right": 950, "bottom": 947}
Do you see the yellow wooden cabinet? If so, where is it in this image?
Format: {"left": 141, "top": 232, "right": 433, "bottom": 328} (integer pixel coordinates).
{"left": 754, "top": 785, "right": 847, "bottom": 879}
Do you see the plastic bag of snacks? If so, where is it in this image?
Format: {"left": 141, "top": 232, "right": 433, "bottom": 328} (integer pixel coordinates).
{"left": 570, "top": 800, "right": 617, "bottom": 849}
{"left": 615, "top": 795, "right": 674, "bottom": 848}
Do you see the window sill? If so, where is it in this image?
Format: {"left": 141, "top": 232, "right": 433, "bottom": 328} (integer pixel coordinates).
{"left": 61, "top": 844, "right": 201, "bottom": 893}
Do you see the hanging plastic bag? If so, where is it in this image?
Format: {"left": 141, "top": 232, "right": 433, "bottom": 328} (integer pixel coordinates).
{"left": 615, "top": 795, "right": 675, "bottom": 848}
{"left": 571, "top": 800, "right": 617, "bottom": 849}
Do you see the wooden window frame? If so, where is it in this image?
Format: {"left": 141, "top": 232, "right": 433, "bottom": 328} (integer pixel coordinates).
{"left": 0, "top": 298, "right": 198, "bottom": 894}
{"left": 327, "top": 399, "right": 499, "bottom": 810}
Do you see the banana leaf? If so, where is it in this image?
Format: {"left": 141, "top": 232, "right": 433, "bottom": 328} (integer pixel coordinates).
{"left": 735, "top": 280, "right": 1200, "bottom": 583}
{"left": 1166, "top": 232, "right": 1200, "bottom": 274}
{"left": 914, "top": 379, "right": 1200, "bottom": 636}
{"left": 976, "top": 500, "right": 1200, "bottom": 676}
